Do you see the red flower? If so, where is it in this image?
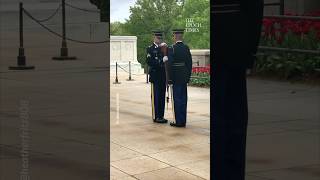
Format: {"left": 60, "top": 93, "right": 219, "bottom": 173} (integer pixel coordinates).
{"left": 192, "top": 65, "right": 210, "bottom": 74}
{"left": 262, "top": 10, "right": 320, "bottom": 42}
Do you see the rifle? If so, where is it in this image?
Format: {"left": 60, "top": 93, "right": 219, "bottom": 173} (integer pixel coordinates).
{"left": 160, "top": 43, "right": 175, "bottom": 123}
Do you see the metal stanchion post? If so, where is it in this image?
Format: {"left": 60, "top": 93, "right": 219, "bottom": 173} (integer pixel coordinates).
{"left": 113, "top": 62, "right": 121, "bottom": 84}
{"left": 127, "top": 61, "right": 133, "bottom": 81}
{"left": 52, "top": 0, "right": 76, "bottom": 60}
{"left": 9, "top": 2, "right": 35, "bottom": 70}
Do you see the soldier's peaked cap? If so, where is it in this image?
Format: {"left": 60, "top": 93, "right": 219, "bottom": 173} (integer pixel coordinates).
{"left": 172, "top": 29, "right": 185, "bottom": 34}
{"left": 152, "top": 30, "right": 163, "bottom": 36}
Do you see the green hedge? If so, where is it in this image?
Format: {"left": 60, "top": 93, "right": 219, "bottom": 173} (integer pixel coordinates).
{"left": 189, "top": 72, "right": 210, "bottom": 87}
{"left": 255, "top": 53, "right": 320, "bottom": 80}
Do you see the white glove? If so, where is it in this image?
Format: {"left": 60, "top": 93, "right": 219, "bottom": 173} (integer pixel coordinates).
{"left": 160, "top": 42, "right": 167, "bottom": 47}
{"left": 163, "top": 56, "right": 168, "bottom": 62}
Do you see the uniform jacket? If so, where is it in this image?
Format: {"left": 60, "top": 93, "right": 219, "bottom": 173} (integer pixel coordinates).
{"left": 168, "top": 42, "right": 192, "bottom": 84}
{"left": 212, "top": 0, "right": 264, "bottom": 68}
{"left": 146, "top": 43, "right": 166, "bottom": 84}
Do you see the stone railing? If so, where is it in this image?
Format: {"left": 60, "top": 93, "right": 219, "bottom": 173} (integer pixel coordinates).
{"left": 190, "top": 49, "right": 210, "bottom": 67}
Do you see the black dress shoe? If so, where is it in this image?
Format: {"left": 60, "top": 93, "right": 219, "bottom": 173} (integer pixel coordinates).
{"left": 170, "top": 122, "right": 186, "bottom": 127}
{"left": 160, "top": 117, "right": 169, "bottom": 122}
{"left": 154, "top": 118, "right": 168, "bottom": 123}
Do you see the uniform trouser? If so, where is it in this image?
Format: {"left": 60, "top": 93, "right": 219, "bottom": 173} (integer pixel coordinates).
{"left": 172, "top": 83, "right": 188, "bottom": 125}
{"left": 151, "top": 82, "right": 166, "bottom": 120}
{"left": 212, "top": 63, "right": 248, "bottom": 180}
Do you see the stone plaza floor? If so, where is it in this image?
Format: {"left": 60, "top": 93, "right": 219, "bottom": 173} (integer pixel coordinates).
{"left": 110, "top": 72, "right": 320, "bottom": 180}
{"left": 0, "top": 1, "right": 319, "bottom": 177}
{"left": 110, "top": 74, "right": 210, "bottom": 180}
{"left": 1, "top": 59, "right": 319, "bottom": 180}
{"left": 0, "top": 2, "right": 109, "bottom": 177}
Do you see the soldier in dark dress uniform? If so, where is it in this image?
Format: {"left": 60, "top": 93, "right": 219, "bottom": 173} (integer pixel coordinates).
{"left": 146, "top": 31, "right": 168, "bottom": 123}
{"left": 212, "top": 1, "right": 264, "bottom": 180}
{"left": 167, "top": 29, "right": 192, "bottom": 127}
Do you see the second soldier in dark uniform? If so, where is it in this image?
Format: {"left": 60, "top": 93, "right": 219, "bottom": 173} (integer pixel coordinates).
{"left": 167, "top": 29, "right": 192, "bottom": 127}
{"left": 212, "top": 0, "right": 264, "bottom": 179}
{"left": 146, "top": 31, "right": 168, "bottom": 123}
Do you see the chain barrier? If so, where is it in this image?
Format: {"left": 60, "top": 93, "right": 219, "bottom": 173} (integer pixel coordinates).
{"left": 36, "top": 3, "right": 62, "bottom": 22}
{"left": 22, "top": 8, "right": 109, "bottom": 44}
{"left": 117, "top": 64, "right": 129, "bottom": 73}
{"left": 117, "top": 63, "right": 145, "bottom": 76}
{"left": 65, "top": 2, "right": 99, "bottom": 13}
{"left": 118, "top": 64, "right": 129, "bottom": 69}
{"left": 118, "top": 63, "right": 207, "bottom": 80}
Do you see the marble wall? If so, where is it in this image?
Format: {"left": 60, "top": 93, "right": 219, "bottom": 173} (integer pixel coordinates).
{"left": 191, "top": 49, "right": 210, "bottom": 67}
{"left": 110, "top": 36, "right": 137, "bottom": 64}
{"left": 110, "top": 36, "right": 144, "bottom": 74}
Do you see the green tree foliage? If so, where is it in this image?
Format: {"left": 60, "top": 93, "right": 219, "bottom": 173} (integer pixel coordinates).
{"left": 181, "top": 0, "right": 210, "bottom": 49}
{"left": 110, "top": 0, "right": 210, "bottom": 66}
{"left": 110, "top": 22, "right": 127, "bottom": 35}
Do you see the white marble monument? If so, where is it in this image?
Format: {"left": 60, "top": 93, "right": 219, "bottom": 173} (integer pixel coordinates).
{"left": 110, "top": 36, "right": 144, "bottom": 74}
